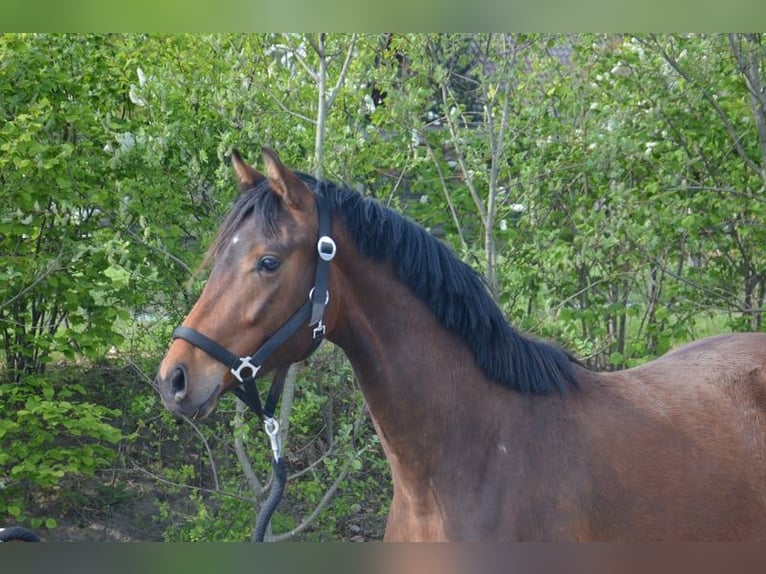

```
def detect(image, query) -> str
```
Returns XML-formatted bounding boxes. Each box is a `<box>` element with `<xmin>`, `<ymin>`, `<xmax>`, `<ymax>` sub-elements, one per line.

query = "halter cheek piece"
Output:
<box><xmin>171</xmin><ymin>187</ymin><xmax>335</xmax><ymax>542</ymax></box>
<box><xmin>171</xmin><ymin>190</ymin><xmax>336</xmax><ymax>425</ymax></box>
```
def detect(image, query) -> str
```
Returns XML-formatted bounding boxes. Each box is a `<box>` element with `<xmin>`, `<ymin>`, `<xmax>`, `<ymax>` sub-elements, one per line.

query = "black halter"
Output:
<box><xmin>171</xmin><ymin>189</ymin><xmax>336</xmax><ymax>422</ymax></box>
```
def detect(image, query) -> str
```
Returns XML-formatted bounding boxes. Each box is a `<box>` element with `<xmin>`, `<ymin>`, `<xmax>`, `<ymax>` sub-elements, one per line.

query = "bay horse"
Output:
<box><xmin>157</xmin><ymin>147</ymin><xmax>766</xmax><ymax>541</ymax></box>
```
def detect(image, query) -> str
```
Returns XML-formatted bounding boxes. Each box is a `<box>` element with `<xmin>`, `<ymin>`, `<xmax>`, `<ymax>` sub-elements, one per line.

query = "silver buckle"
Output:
<box><xmin>312</xmin><ymin>320</ymin><xmax>326</xmax><ymax>339</ymax></box>
<box><xmin>231</xmin><ymin>356</ymin><xmax>260</xmax><ymax>382</ymax></box>
<box><xmin>317</xmin><ymin>236</ymin><xmax>337</xmax><ymax>262</ymax></box>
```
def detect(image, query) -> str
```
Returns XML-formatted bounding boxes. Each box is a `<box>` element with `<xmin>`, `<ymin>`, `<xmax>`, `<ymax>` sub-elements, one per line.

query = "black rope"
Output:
<box><xmin>0</xmin><ymin>526</ymin><xmax>41</xmax><ymax>542</ymax></box>
<box><xmin>252</xmin><ymin>456</ymin><xmax>288</xmax><ymax>542</ymax></box>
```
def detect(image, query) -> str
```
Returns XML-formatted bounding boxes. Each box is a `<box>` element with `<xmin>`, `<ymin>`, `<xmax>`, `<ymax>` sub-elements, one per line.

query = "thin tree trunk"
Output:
<box><xmin>728</xmin><ymin>34</ymin><xmax>766</xmax><ymax>182</ymax></box>
<box><xmin>248</xmin><ymin>33</ymin><xmax>359</xmax><ymax>541</ymax></box>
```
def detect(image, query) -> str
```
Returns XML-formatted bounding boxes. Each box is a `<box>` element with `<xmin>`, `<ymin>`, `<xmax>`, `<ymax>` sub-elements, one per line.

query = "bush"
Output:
<box><xmin>0</xmin><ymin>372</ymin><xmax>122</xmax><ymax>530</ymax></box>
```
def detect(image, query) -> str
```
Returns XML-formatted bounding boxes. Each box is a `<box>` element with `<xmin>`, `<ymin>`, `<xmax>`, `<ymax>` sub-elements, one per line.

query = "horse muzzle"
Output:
<box><xmin>156</xmin><ymin>361</ymin><xmax>224</xmax><ymax>420</ymax></box>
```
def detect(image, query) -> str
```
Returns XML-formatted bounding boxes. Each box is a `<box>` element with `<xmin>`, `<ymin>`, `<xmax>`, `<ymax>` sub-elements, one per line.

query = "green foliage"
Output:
<box><xmin>0</xmin><ymin>373</ymin><xmax>122</xmax><ymax>529</ymax></box>
<box><xmin>1</xmin><ymin>34</ymin><xmax>127</xmax><ymax>374</ymax></box>
<box><xmin>2</xmin><ymin>33</ymin><xmax>766</xmax><ymax>539</ymax></box>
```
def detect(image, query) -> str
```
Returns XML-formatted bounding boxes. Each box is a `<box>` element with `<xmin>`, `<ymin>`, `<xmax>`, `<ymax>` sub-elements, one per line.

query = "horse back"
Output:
<box><xmin>573</xmin><ymin>332</ymin><xmax>766</xmax><ymax>540</ymax></box>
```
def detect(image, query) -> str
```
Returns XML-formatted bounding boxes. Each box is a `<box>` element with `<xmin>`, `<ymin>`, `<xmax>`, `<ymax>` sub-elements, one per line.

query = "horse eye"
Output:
<box><xmin>257</xmin><ymin>255</ymin><xmax>281</xmax><ymax>273</ymax></box>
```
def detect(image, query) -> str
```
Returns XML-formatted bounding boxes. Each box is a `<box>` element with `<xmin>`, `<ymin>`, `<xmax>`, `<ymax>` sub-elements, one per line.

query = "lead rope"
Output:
<box><xmin>0</xmin><ymin>526</ymin><xmax>41</xmax><ymax>542</ymax></box>
<box><xmin>252</xmin><ymin>415</ymin><xmax>287</xmax><ymax>542</ymax></box>
<box><xmin>251</xmin><ymin>365</ymin><xmax>289</xmax><ymax>542</ymax></box>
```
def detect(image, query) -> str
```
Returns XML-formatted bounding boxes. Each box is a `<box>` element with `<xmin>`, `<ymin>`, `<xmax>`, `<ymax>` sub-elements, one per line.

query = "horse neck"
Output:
<box><xmin>328</xmin><ymin>241</ymin><xmax>508</xmax><ymax>479</ymax></box>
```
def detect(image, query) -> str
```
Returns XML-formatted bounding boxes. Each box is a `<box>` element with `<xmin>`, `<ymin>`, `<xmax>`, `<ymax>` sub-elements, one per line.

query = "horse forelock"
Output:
<box><xmin>199</xmin><ymin>180</ymin><xmax>286</xmax><ymax>274</ymax></box>
<box><xmin>294</xmin><ymin>174</ymin><xmax>581</xmax><ymax>396</ymax></box>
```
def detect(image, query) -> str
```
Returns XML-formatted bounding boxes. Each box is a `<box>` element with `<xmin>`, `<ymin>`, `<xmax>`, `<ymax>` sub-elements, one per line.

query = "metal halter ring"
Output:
<box><xmin>231</xmin><ymin>356</ymin><xmax>261</xmax><ymax>382</ymax></box>
<box><xmin>308</xmin><ymin>287</ymin><xmax>330</xmax><ymax>306</ymax></box>
<box><xmin>317</xmin><ymin>236</ymin><xmax>337</xmax><ymax>262</ymax></box>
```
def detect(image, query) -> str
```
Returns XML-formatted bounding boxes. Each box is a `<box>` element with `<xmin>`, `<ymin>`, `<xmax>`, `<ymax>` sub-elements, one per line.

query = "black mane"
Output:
<box><xmin>300</xmin><ymin>174</ymin><xmax>580</xmax><ymax>395</ymax></box>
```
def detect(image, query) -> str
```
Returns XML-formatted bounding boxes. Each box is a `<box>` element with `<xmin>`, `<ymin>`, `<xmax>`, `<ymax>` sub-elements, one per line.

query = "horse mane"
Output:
<box><xmin>300</xmin><ymin>174</ymin><xmax>581</xmax><ymax>395</ymax></box>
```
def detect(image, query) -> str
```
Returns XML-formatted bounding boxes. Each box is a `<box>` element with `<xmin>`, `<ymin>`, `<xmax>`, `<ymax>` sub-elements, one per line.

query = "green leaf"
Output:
<box><xmin>103</xmin><ymin>265</ymin><xmax>130</xmax><ymax>286</ymax></box>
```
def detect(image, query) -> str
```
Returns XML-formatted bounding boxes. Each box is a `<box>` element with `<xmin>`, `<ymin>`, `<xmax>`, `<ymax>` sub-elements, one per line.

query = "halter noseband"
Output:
<box><xmin>171</xmin><ymin>189</ymin><xmax>336</xmax><ymax>422</ymax></box>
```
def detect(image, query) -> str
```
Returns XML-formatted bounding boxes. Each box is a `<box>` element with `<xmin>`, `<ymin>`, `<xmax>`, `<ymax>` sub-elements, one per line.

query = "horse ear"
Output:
<box><xmin>261</xmin><ymin>147</ymin><xmax>309</xmax><ymax>209</ymax></box>
<box><xmin>231</xmin><ymin>148</ymin><xmax>266</xmax><ymax>193</ymax></box>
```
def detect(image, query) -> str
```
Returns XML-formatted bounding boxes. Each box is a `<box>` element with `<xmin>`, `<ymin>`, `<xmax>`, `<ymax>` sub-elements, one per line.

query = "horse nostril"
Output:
<box><xmin>169</xmin><ymin>366</ymin><xmax>188</xmax><ymax>402</ymax></box>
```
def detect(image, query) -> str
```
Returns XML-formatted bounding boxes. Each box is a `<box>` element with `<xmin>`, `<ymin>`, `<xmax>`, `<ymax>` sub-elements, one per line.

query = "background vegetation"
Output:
<box><xmin>1</xmin><ymin>33</ymin><xmax>765</xmax><ymax>540</ymax></box>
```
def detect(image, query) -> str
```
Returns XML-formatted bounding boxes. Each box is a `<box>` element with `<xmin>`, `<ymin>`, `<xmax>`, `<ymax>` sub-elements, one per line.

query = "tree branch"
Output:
<box><xmin>727</xmin><ymin>33</ymin><xmax>766</xmax><ymax>181</ymax></box>
<box><xmin>0</xmin><ymin>252</ymin><xmax>66</xmax><ymax>311</ymax></box>
<box><xmin>233</xmin><ymin>399</ymin><xmax>263</xmax><ymax>498</ymax></box>
<box><xmin>119</xmin><ymin>224</ymin><xmax>192</xmax><ymax>275</ymax></box>
<box><xmin>641</xmin><ymin>34</ymin><xmax>762</xmax><ymax>177</ymax></box>
<box><xmin>326</xmin><ymin>33</ymin><xmax>358</xmax><ymax>110</ymax></box>
<box><xmin>440</xmin><ymin>83</ymin><xmax>488</xmax><ymax>227</ymax></box>
<box><xmin>305</xmin><ymin>33</ymin><xmax>322</xmax><ymax>60</ymax></box>
<box><xmin>180</xmin><ymin>414</ymin><xmax>220</xmax><ymax>491</ymax></box>
<box><xmin>284</xmin><ymin>36</ymin><xmax>318</xmax><ymax>83</ymax></box>
<box><xmin>263</xmin><ymin>87</ymin><xmax>317</xmax><ymax>125</ymax></box>
<box><xmin>268</xmin><ymin>445</ymin><xmax>372</xmax><ymax>542</ymax></box>
<box><xmin>128</xmin><ymin>462</ymin><xmax>253</xmax><ymax>504</ymax></box>
<box><xmin>423</xmin><ymin>138</ymin><xmax>470</xmax><ymax>252</ymax></box>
